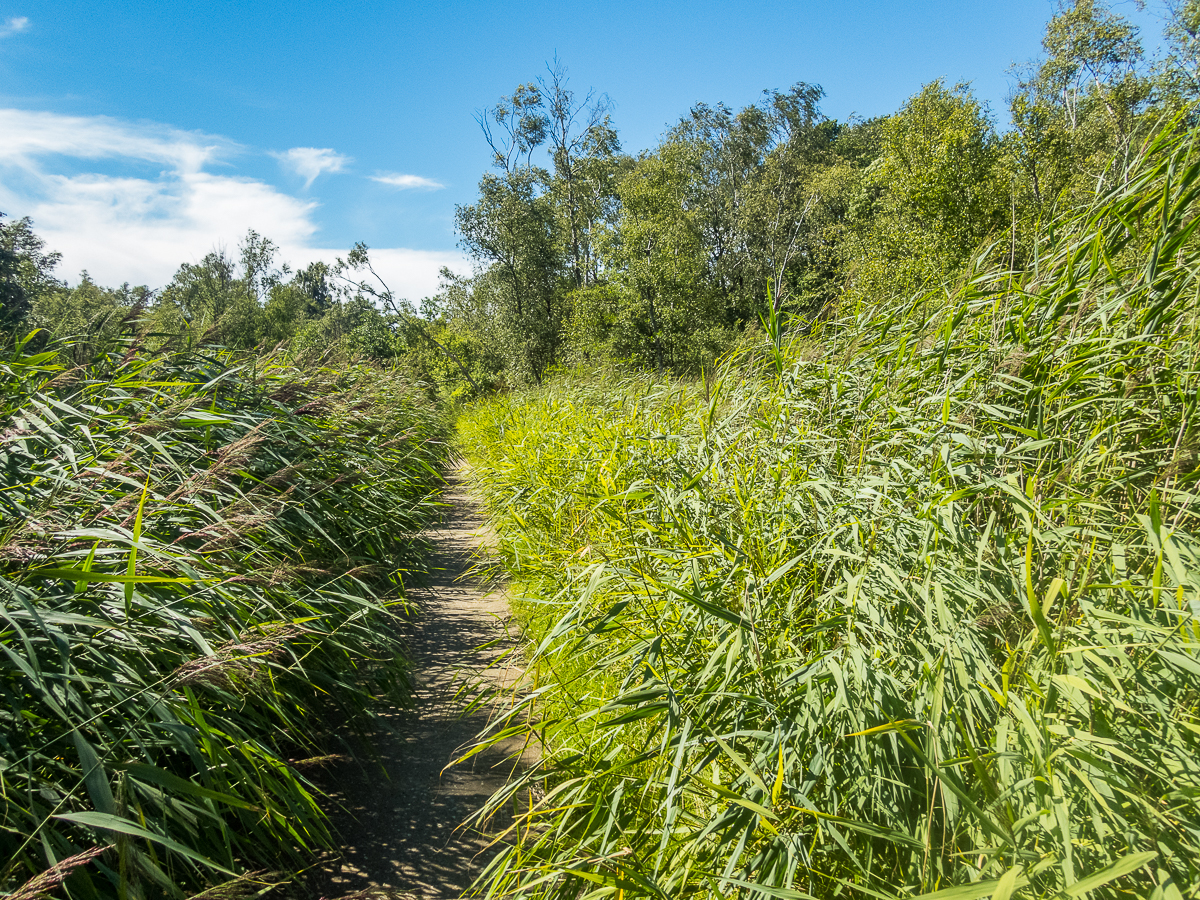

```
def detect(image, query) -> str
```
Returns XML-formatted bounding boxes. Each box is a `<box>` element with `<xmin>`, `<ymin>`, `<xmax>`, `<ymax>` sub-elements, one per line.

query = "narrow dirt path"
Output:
<box><xmin>307</xmin><ymin>468</ymin><xmax>530</xmax><ymax>899</ymax></box>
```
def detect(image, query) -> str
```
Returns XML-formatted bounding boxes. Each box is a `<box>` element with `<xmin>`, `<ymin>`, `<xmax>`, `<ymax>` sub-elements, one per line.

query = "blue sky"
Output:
<box><xmin>0</xmin><ymin>0</ymin><xmax>1167</xmax><ymax>300</ymax></box>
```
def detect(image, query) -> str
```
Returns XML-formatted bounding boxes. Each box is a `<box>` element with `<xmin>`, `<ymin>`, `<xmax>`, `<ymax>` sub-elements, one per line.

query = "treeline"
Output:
<box><xmin>0</xmin><ymin>220</ymin><xmax>425</xmax><ymax>359</ymax></box>
<box><xmin>4</xmin><ymin>0</ymin><xmax>1199</xmax><ymax>394</ymax></box>
<box><xmin>439</xmin><ymin>0</ymin><xmax>1200</xmax><ymax>386</ymax></box>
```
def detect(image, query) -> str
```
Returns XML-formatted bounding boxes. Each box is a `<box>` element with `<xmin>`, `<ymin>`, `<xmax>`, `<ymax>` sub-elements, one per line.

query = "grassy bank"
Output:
<box><xmin>459</xmin><ymin>126</ymin><xmax>1200</xmax><ymax>896</ymax></box>
<box><xmin>0</xmin><ymin>340</ymin><xmax>446</xmax><ymax>896</ymax></box>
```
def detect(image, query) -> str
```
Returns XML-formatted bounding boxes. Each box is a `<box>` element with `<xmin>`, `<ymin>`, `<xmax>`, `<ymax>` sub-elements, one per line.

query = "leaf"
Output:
<box><xmin>1025</xmin><ymin>533</ymin><xmax>1056</xmax><ymax>655</ymax></box>
<box><xmin>72</xmin><ymin>730</ymin><xmax>116</xmax><ymax>816</ymax></box>
<box><xmin>772</xmin><ymin>744</ymin><xmax>785</xmax><ymax>807</ymax></box>
<box><xmin>53</xmin><ymin>811</ymin><xmax>235</xmax><ymax>874</ymax></box>
<box><xmin>126</xmin><ymin>467</ymin><xmax>152</xmax><ymax>606</ymax></box>
<box><xmin>992</xmin><ymin>865</ymin><xmax>1022</xmax><ymax>900</ymax></box>
<box><xmin>844</xmin><ymin>719</ymin><xmax>924</xmax><ymax>738</ymax></box>
<box><xmin>120</xmin><ymin>763</ymin><xmax>258</xmax><ymax>811</ymax></box>
<box><xmin>716</xmin><ymin>877</ymin><xmax>817</xmax><ymax>899</ymax></box>
<box><xmin>765</xmin><ymin>554</ymin><xmax>804</xmax><ymax>585</ymax></box>
<box><xmin>31</xmin><ymin>567</ymin><xmax>197</xmax><ymax>584</ymax></box>
<box><xmin>666</xmin><ymin>584</ymin><xmax>751</xmax><ymax>628</ymax></box>
<box><xmin>1052</xmin><ymin>674</ymin><xmax>1134</xmax><ymax>712</ymax></box>
<box><xmin>907</xmin><ymin>873</ymin><xmax>1029</xmax><ymax>900</ymax></box>
<box><xmin>1063</xmin><ymin>851</ymin><xmax>1157</xmax><ymax>897</ymax></box>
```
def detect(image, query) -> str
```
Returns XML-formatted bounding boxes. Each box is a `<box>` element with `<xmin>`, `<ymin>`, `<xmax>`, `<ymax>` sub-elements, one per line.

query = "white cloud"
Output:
<box><xmin>0</xmin><ymin>108</ymin><xmax>466</xmax><ymax>297</ymax></box>
<box><xmin>0</xmin><ymin>108</ymin><xmax>232</xmax><ymax>173</ymax></box>
<box><xmin>6</xmin><ymin>171</ymin><xmax>320</xmax><ymax>288</ymax></box>
<box><xmin>370</xmin><ymin>172</ymin><xmax>444</xmax><ymax>190</ymax></box>
<box><xmin>297</xmin><ymin>246</ymin><xmax>469</xmax><ymax>303</ymax></box>
<box><xmin>0</xmin><ymin>16</ymin><xmax>30</xmax><ymax>38</ymax></box>
<box><xmin>272</xmin><ymin>146</ymin><xmax>351</xmax><ymax>188</ymax></box>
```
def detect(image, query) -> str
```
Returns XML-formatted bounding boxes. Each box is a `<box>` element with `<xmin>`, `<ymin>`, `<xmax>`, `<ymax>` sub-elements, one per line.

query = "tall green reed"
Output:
<box><xmin>459</xmin><ymin>122</ymin><xmax>1200</xmax><ymax>897</ymax></box>
<box><xmin>0</xmin><ymin>338</ymin><xmax>446</xmax><ymax>897</ymax></box>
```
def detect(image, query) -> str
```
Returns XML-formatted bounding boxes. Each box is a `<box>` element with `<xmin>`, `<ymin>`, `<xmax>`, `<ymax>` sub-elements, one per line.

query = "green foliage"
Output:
<box><xmin>876</xmin><ymin>81</ymin><xmax>1006</xmax><ymax>259</ymax></box>
<box><xmin>412</xmin><ymin>268</ymin><xmax>508</xmax><ymax>400</ymax></box>
<box><xmin>128</xmin><ymin>234</ymin><xmax>402</xmax><ymax>362</ymax></box>
<box><xmin>29</xmin><ymin>276</ymin><xmax>150</xmax><ymax>365</ymax></box>
<box><xmin>1160</xmin><ymin>0</ymin><xmax>1200</xmax><ymax>105</ymax></box>
<box><xmin>604</xmin><ymin>140</ymin><xmax>722</xmax><ymax>370</ymax></box>
<box><xmin>451</xmin><ymin>68</ymin><xmax>627</xmax><ymax>386</ymax></box>
<box><xmin>456</xmin><ymin>169</ymin><xmax>562</xmax><ymax>382</ymax></box>
<box><xmin>1008</xmin><ymin>0</ymin><xmax>1152</xmax><ymax>220</ymax></box>
<box><xmin>446</xmin><ymin>5</ymin><xmax>1183</xmax><ymax>385</ymax></box>
<box><xmin>459</xmin><ymin>119</ymin><xmax>1200</xmax><ymax>898</ymax></box>
<box><xmin>575</xmin><ymin>87</ymin><xmax>869</xmax><ymax>370</ymax></box>
<box><xmin>0</xmin><ymin>215</ymin><xmax>62</xmax><ymax>333</ymax></box>
<box><xmin>845</xmin><ymin>81</ymin><xmax>1007</xmax><ymax>309</ymax></box>
<box><xmin>0</xmin><ymin>338</ymin><xmax>446</xmax><ymax>897</ymax></box>
<box><xmin>541</xmin><ymin>59</ymin><xmax>623</xmax><ymax>290</ymax></box>
<box><xmin>151</xmin><ymin>249</ymin><xmax>240</xmax><ymax>340</ymax></box>
<box><xmin>453</xmin><ymin>66</ymin><xmax>1002</xmax><ymax>378</ymax></box>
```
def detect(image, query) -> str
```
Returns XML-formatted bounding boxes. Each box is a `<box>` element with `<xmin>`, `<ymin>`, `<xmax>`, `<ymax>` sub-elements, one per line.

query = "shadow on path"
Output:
<box><xmin>305</xmin><ymin>471</ymin><xmax>531</xmax><ymax>899</ymax></box>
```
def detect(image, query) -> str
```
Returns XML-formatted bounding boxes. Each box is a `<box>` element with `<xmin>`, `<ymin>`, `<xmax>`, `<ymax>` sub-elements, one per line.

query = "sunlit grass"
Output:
<box><xmin>459</xmin><ymin>122</ymin><xmax>1200</xmax><ymax>897</ymax></box>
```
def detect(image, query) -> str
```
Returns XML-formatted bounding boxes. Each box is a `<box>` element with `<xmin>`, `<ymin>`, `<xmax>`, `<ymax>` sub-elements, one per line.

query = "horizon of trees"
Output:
<box><xmin>5</xmin><ymin>0</ymin><xmax>1200</xmax><ymax>397</ymax></box>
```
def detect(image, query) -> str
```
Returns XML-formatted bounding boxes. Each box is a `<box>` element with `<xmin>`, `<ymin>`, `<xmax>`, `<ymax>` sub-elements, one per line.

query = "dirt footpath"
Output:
<box><xmin>307</xmin><ymin>470</ymin><xmax>531</xmax><ymax>899</ymax></box>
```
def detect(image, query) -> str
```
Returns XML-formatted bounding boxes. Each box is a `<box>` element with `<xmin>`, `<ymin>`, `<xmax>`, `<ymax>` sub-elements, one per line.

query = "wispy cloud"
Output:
<box><xmin>0</xmin><ymin>108</ymin><xmax>466</xmax><ymax>299</ymax></box>
<box><xmin>0</xmin><ymin>16</ymin><xmax>30</xmax><ymax>38</ymax></box>
<box><xmin>272</xmin><ymin>146</ymin><xmax>351</xmax><ymax>188</ymax></box>
<box><xmin>0</xmin><ymin>109</ymin><xmax>234</xmax><ymax>173</ymax></box>
<box><xmin>370</xmin><ymin>172</ymin><xmax>444</xmax><ymax>190</ymax></box>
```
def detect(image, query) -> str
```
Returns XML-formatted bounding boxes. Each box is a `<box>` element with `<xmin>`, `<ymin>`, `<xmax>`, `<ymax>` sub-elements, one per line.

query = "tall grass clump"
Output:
<box><xmin>459</xmin><ymin>120</ymin><xmax>1200</xmax><ymax>897</ymax></box>
<box><xmin>0</xmin><ymin>340</ymin><xmax>446</xmax><ymax>896</ymax></box>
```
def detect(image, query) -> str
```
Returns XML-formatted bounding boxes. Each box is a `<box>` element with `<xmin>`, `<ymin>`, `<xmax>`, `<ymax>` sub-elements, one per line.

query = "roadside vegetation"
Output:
<box><xmin>451</xmin><ymin>2</ymin><xmax>1200</xmax><ymax>897</ymax></box>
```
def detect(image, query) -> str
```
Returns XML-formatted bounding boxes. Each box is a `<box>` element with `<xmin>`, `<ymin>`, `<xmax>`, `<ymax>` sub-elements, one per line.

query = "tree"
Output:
<box><xmin>539</xmin><ymin>59</ymin><xmax>621</xmax><ymax>289</ymax></box>
<box><xmin>458</xmin><ymin>68</ymin><xmax>625</xmax><ymax>382</ymax></box>
<box><xmin>239</xmin><ymin>229</ymin><xmax>283</xmax><ymax>303</ymax></box>
<box><xmin>292</xmin><ymin>260</ymin><xmax>334</xmax><ymax>316</ymax></box>
<box><xmin>330</xmin><ymin>244</ymin><xmax>483</xmax><ymax>389</ymax></box>
<box><xmin>30</xmin><ymin>275</ymin><xmax>148</xmax><ymax>363</ymax></box>
<box><xmin>1156</xmin><ymin>0</ymin><xmax>1200</xmax><ymax>107</ymax></box>
<box><xmin>730</xmin><ymin>85</ymin><xmax>841</xmax><ymax>315</ymax></box>
<box><xmin>0</xmin><ymin>233</ymin><xmax>28</xmax><ymax>332</ymax></box>
<box><xmin>844</xmin><ymin>81</ymin><xmax>1006</xmax><ymax>306</ymax></box>
<box><xmin>0</xmin><ymin>214</ymin><xmax>62</xmax><ymax>332</ymax></box>
<box><xmin>416</xmin><ymin>267</ymin><xmax>509</xmax><ymax>397</ymax></box>
<box><xmin>642</xmin><ymin>85</ymin><xmax>855</xmax><ymax>324</ymax></box>
<box><xmin>567</xmin><ymin>83</ymin><xmax>876</xmax><ymax>368</ymax></box>
<box><xmin>261</xmin><ymin>262</ymin><xmax>334</xmax><ymax>347</ymax></box>
<box><xmin>148</xmin><ymin>232</ymin><xmax>292</xmax><ymax>350</ymax></box>
<box><xmin>477</xmin><ymin>81</ymin><xmax>550</xmax><ymax>175</ymax></box>
<box><xmin>458</xmin><ymin>89</ymin><xmax>563</xmax><ymax>382</ymax></box>
<box><xmin>1009</xmin><ymin>0</ymin><xmax>1149</xmax><ymax>212</ymax></box>
<box><xmin>598</xmin><ymin>141</ymin><xmax>726</xmax><ymax>371</ymax></box>
<box><xmin>155</xmin><ymin>249</ymin><xmax>239</xmax><ymax>338</ymax></box>
<box><xmin>879</xmin><ymin>81</ymin><xmax>1005</xmax><ymax>255</ymax></box>
<box><xmin>1039</xmin><ymin>0</ymin><xmax>1146</xmax><ymax>147</ymax></box>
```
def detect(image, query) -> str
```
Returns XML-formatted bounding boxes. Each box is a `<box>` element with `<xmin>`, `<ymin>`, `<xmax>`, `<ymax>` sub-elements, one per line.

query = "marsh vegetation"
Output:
<box><xmin>3</xmin><ymin>1</ymin><xmax>1200</xmax><ymax>897</ymax></box>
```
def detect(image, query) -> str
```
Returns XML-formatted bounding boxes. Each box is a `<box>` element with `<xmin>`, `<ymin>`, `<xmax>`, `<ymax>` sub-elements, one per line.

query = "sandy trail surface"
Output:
<box><xmin>306</xmin><ymin>471</ymin><xmax>531</xmax><ymax>899</ymax></box>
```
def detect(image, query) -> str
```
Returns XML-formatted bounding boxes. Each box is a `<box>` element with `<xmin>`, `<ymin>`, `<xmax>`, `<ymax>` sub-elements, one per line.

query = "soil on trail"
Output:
<box><xmin>306</xmin><ymin>470</ymin><xmax>532</xmax><ymax>899</ymax></box>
